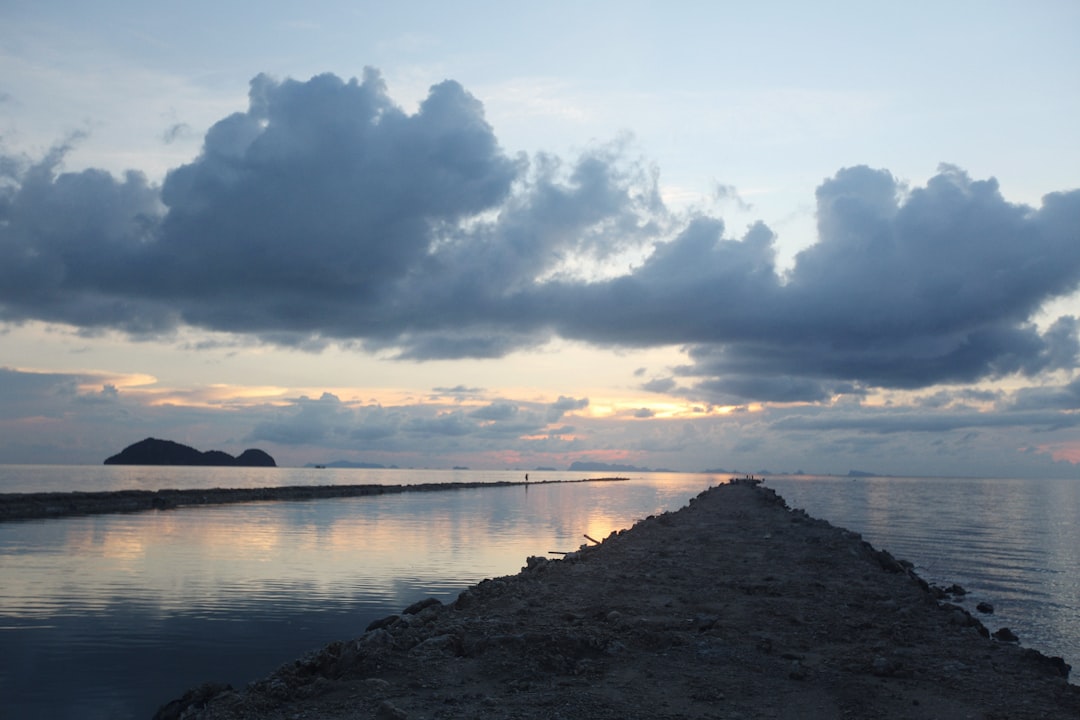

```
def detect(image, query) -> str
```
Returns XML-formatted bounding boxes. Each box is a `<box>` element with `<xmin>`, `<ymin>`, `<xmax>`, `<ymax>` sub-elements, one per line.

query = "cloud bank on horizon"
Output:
<box><xmin>3</xmin><ymin>70</ymin><xmax>1080</xmax><ymax>401</ymax></box>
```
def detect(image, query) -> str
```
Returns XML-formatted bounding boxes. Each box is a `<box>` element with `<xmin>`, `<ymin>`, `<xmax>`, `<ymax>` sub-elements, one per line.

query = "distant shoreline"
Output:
<box><xmin>0</xmin><ymin>477</ymin><xmax>628</xmax><ymax>522</ymax></box>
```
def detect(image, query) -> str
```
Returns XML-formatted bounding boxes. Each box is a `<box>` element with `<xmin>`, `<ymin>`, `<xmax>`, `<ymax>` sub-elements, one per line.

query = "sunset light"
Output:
<box><xmin>2</xmin><ymin>4</ymin><xmax>1080</xmax><ymax>718</ymax></box>
<box><xmin>0</xmin><ymin>2</ymin><xmax>1077</xmax><ymax>479</ymax></box>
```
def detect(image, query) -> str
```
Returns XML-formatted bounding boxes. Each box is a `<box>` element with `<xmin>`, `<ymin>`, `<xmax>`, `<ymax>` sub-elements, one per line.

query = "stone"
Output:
<box><xmin>993</xmin><ymin>627</ymin><xmax>1019</xmax><ymax>642</ymax></box>
<box><xmin>376</xmin><ymin>700</ymin><xmax>409</xmax><ymax>720</ymax></box>
<box><xmin>366</xmin><ymin>614</ymin><xmax>399</xmax><ymax>631</ymax></box>
<box><xmin>403</xmin><ymin>597</ymin><xmax>442</xmax><ymax>615</ymax></box>
<box><xmin>152</xmin><ymin>682</ymin><xmax>232</xmax><ymax>720</ymax></box>
<box><xmin>410</xmin><ymin>634</ymin><xmax>458</xmax><ymax>656</ymax></box>
<box><xmin>359</xmin><ymin>629</ymin><xmax>394</xmax><ymax>648</ymax></box>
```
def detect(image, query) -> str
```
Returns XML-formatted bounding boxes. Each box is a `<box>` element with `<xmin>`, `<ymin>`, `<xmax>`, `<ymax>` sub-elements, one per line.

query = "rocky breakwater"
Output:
<box><xmin>0</xmin><ymin>478</ymin><xmax>628</xmax><ymax>522</ymax></box>
<box><xmin>157</xmin><ymin>480</ymin><xmax>1080</xmax><ymax>720</ymax></box>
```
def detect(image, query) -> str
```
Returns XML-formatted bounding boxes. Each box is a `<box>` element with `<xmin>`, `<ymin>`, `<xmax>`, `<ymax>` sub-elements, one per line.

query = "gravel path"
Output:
<box><xmin>156</xmin><ymin>480</ymin><xmax>1080</xmax><ymax>720</ymax></box>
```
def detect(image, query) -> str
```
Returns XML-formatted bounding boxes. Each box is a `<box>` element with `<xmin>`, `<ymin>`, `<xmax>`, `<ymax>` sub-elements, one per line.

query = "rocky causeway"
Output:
<box><xmin>0</xmin><ymin>478</ymin><xmax>626</xmax><ymax>522</ymax></box>
<box><xmin>156</xmin><ymin>479</ymin><xmax>1080</xmax><ymax>719</ymax></box>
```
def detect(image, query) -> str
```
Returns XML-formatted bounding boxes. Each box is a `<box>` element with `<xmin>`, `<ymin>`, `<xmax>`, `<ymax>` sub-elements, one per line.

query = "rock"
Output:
<box><xmin>376</xmin><ymin>699</ymin><xmax>409</xmax><ymax>719</ymax></box>
<box><xmin>359</xmin><ymin>629</ymin><xmax>394</xmax><ymax>648</ymax></box>
<box><xmin>976</xmin><ymin>601</ymin><xmax>994</xmax><ymax>614</ymax></box>
<box><xmin>993</xmin><ymin>627</ymin><xmax>1019</xmax><ymax>642</ymax></box>
<box><xmin>403</xmin><ymin>597</ymin><xmax>442</xmax><ymax>615</ymax></box>
<box><xmin>366</xmin><ymin>614</ymin><xmax>400</xmax><ymax>632</ymax></box>
<box><xmin>868</xmin><ymin>546</ymin><xmax>906</xmax><ymax>573</ymax></box>
<box><xmin>1022</xmin><ymin>649</ymin><xmax>1072</xmax><ymax>678</ymax></box>
<box><xmin>364</xmin><ymin>678</ymin><xmax>391</xmax><ymax>693</ymax></box>
<box><xmin>152</xmin><ymin>682</ymin><xmax>232</xmax><ymax>720</ymax></box>
<box><xmin>409</xmin><ymin>634</ymin><xmax>458</xmax><ymax>656</ymax></box>
<box><xmin>872</xmin><ymin>656</ymin><xmax>896</xmax><ymax>676</ymax></box>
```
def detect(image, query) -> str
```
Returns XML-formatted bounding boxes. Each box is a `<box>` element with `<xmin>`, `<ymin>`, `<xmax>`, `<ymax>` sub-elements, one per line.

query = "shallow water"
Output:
<box><xmin>0</xmin><ymin>468</ymin><xmax>1077</xmax><ymax>718</ymax></box>
<box><xmin>0</xmin><ymin>469</ymin><xmax>716</xmax><ymax>719</ymax></box>
<box><xmin>767</xmin><ymin>476</ymin><xmax>1080</xmax><ymax>668</ymax></box>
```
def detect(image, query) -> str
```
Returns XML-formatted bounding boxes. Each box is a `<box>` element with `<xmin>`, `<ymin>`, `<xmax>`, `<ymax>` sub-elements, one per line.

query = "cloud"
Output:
<box><xmin>0</xmin><ymin>367</ymin><xmax>82</xmax><ymax>417</ymax></box>
<box><xmin>656</xmin><ymin>165</ymin><xmax>1080</xmax><ymax>400</ymax></box>
<box><xmin>641</xmin><ymin>377</ymin><xmax>677</xmax><ymax>394</ymax></box>
<box><xmin>713</xmin><ymin>182</ymin><xmax>752</xmax><ymax>211</ymax></box>
<box><xmin>248</xmin><ymin>392</ymin><xmax>356</xmax><ymax>445</ymax></box>
<box><xmin>470</xmin><ymin>401</ymin><xmax>519</xmax><ymax>421</ymax></box>
<box><xmin>0</xmin><ymin>145</ymin><xmax>167</xmax><ymax>333</ymax></box>
<box><xmin>3</xmin><ymin>71</ymin><xmax>1080</xmax><ymax>405</ymax></box>
<box><xmin>547</xmin><ymin>395</ymin><xmax>588</xmax><ymax>421</ymax></box>
<box><xmin>5</xmin><ymin>363</ymin><xmax>1080</xmax><ymax>475</ymax></box>
<box><xmin>161</xmin><ymin>123</ymin><xmax>192</xmax><ymax>144</ymax></box>
<box><xmin>404</xmin><ymin>411</ymin><xmax>476</xmax><ymax>437</ymax></box>
<box><xmin>1009</xmin><ymin>376</ymin><xmax>1080</xmax><ymax>412</ymax></box>
<box><xmin>771</xmin><ymin>405</ymin><xmax>1080</xmax><ymax>435</ymax></box>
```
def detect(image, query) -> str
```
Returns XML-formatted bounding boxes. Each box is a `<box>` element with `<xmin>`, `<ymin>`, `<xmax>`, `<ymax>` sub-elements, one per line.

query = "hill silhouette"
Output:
<box><xmin>104</xmin><ymin>438</ymin><xmax>276</xmax><ymax>467</ymax></box>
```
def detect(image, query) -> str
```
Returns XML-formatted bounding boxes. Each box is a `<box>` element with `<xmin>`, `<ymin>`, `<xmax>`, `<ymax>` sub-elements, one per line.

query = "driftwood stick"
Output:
<box><xmin>583</xmin><ymin>533</ymin><xmax>601</xmax><ymax>545</ymax></box>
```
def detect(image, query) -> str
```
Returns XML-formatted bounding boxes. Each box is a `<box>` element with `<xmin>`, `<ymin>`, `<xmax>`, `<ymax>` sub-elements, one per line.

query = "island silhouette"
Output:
<box><xmin>104</xmin><ymin>437</ymin><xmax>276</xmax><ymax>467</ymax></box>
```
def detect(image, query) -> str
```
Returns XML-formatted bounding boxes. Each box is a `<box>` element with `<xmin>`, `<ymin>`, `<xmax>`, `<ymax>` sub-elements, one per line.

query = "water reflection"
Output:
<box><xmin>0</xmin><ymin>474</ymin><xmax>716</xmax><ymax>719</ymax></box>
<box><xmin>5</xmin><ymin>472</ymin><xmax>1076</xmax><ymax>717</ymax></box>
<box><xmin>767</xmin><ymin>476</ymin><xmax>1080</xmax><ymax>670</ymax></box>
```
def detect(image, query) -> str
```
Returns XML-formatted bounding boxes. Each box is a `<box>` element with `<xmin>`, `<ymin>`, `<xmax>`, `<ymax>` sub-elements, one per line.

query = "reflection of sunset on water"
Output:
<box><xmin>0</xmin><ymin>477</ymin><xmax>715</xmax><ymax>624</ymax></box>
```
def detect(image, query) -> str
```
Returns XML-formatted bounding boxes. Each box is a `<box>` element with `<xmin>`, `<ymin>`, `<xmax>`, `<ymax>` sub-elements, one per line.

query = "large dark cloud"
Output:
<box><xmin>0</xmin><ymin>143</ymin><xmax>168</xmax><ymax>332</ymax></box>
<box><xmin>2</xmin><ymin>70</ymin><xmax>1080</xmax><ymax>404</ymax></box>
<box><xmin>679</xmin><ymin>166</ymin><xmax>1080</xmax><ymax>398</ymax></box>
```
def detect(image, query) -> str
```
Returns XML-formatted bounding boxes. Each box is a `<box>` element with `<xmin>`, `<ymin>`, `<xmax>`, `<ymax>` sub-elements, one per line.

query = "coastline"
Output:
<box><xmin>0</xmin><ymin>477</ymin><xmax>627</xmax><ymax>522</ymax></box>
<box><xmin>157</xmin><ymin>479</ymin><xmax>1080</xmax><ymax>719</ymax></box>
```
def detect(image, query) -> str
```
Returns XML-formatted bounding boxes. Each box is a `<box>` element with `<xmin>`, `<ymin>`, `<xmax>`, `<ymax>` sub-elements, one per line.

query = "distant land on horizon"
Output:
<box><xmin>289</xmin><ymin>460</ymin><xmax>884</xmax><ymax>477</ymax></box>
<box><xmin>104</xmin><ymin>438</ymin><xmax>276</xmax><ymax>467</ymax></box>
<box><xmin>304</xmin><ymin>460</ymin><xmax>398</xmax><ymax>469</ymax></box>
<box><xmin>702</xmin><ymin>468</ymin><xmax>882</xmax><ymax>478</ymax></box>
<box><xmin>567</xmin><ymin>461</ymin><xmax>675</xmax><ymax>473</ymax></box>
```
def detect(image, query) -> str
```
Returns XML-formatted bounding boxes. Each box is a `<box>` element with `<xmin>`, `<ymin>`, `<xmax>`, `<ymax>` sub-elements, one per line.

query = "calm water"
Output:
<box><xmin>0</xmin><ymin>467</ymin><xmax>1077</xmax><ymax>718</ymax></box>
<box><xmin>766</xmin><ymin>475</ymin><xmax>1080</xmax><ymax>668</ymax></box>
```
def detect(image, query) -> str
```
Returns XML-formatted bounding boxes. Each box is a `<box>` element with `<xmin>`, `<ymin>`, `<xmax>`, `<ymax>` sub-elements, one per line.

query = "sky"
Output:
<box><xmin>2</xmin><ymin>1</ymin><xmax>1080</xmax><ymax>477</ymax></box>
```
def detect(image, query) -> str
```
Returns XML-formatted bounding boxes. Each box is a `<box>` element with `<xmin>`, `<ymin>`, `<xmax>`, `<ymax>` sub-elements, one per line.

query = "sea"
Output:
<box><xmin>0</xmin><ymin>466</ymin><xmax>1077</xmax><ymax>719</ymax></box>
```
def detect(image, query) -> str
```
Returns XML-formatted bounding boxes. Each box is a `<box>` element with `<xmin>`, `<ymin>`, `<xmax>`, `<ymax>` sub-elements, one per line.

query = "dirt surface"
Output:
<box><xmin>156</xmin><ymin>480</ymin><xmax>1080</xmax><ymax>719</ymax></box>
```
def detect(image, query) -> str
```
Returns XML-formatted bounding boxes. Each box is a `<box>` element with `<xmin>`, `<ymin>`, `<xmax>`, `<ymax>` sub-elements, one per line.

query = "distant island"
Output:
<box><xmin>303</xmin><ymin>460</ymin><xmax>396</xmax><ymax>469</ymax></box>
<box><xmin>104</xmin><ymin>438</ymin><xmax>276</xmax><ymax>467</ymax></box>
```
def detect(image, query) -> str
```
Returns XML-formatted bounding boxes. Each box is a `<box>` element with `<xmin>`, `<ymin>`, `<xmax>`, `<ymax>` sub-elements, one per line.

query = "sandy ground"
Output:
<box><xmin>155</xmin><ymin>480</ymin><xmax>1080</xmax><ymax>720</ymax></box>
